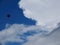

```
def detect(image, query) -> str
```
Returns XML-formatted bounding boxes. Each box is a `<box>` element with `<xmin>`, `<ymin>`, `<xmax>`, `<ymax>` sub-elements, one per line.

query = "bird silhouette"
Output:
<box><xmin>0</xmin><ymin>0</ymin><xmax>36</xmax><ymax>31</ymax></box>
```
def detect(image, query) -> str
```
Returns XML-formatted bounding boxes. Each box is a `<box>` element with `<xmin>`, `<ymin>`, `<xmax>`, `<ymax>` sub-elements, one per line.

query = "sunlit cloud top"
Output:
<box><xmin>19</xmin><ymin>0</ymin><xmax>60</xmax><ymax>30</ymax></box>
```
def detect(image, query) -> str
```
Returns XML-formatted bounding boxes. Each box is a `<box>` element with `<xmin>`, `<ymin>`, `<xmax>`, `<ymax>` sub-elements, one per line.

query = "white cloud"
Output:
<box><xmin>23</xmin><ymin>26</ymin><xmax>60</xmax><ymax>45</ymax></box>
<box><xmin>0</xmin><ymin>24</ymin><xmax>49</xmax><ymax>45</ymax></box>
<box><xmin>0</xmin><ymin>0</ymin><xmax>60</xmax><ymax>45</ymax></box>
<box><xmin>0</xmin><ymin>23</ymin><xmax>60</xmax><ymax>45</ymax></box>
<box><xmin>19</xmin><ymin>0</ymin><xmax>60</xmax><ymax>30</ymax></box>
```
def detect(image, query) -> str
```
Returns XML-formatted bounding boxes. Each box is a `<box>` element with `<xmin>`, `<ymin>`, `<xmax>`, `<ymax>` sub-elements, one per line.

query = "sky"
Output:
<box><xmin>0</xmin><ymin>0</ymin><xmax>60</xmax><ymax>45</ymax></box>
<box><xmin>0</xmin><ymin>0</ymin><xmax>36</xmax><ymax>30</ymax></box>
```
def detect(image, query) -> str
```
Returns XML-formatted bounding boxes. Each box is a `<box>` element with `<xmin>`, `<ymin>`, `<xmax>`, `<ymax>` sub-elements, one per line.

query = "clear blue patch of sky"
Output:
<box><xmin>0</xmin><ymin>0</ymin><xmax>36</xmax><ymax>30</ymax></box>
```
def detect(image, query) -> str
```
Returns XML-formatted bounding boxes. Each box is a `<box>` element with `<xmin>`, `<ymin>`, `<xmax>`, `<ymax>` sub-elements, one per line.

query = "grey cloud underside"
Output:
<box><xmin>24</xmin><ymin>25</ymin><xmax>60</xmax><ymax>45</ymax></box>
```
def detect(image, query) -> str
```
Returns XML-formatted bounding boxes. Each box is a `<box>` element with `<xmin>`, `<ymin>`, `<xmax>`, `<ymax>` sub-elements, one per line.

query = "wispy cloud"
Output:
<box><xmin>23</xmin><ymin>26</ymin><xmax>60</xmax><ymax>45</ymax></box>
<box><xmin>0</xmin><ymin>24</ymin><xmax>60</xmax><ymax>45</ymax></box>
<box><xmin>0</xmin><ymin>24</ymin><xmax>49</xmax><ymax>45</ymax></box>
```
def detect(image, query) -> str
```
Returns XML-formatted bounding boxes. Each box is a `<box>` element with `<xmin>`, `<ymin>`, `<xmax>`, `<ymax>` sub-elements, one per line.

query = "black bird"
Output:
<box><xmin>6</xmin><ymin>14</ymin><xmax>11</xmax><ymax>18</ymax></box>
<box><xmin>0</xmin><ymin>0</ymin><xmax>36</xmax><ymax>31</ymax></box>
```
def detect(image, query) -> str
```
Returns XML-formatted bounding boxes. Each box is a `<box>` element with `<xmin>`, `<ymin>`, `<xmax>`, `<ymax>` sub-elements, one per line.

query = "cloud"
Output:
<box><xmin>19</xmin><ymin>0</ymin><xmax>60</xmax><ymax>30</ymax></box>
<box><xmin>0</xmin><ymin>0</ymin><xmax>60</xmax><ymax>45</ymax></box>
<box><xmin>0</xmin><ymin>24</ymin><xmax>60</xmax><ymax>45</ymax></box>
<box><xmin>23</xmin><ymin>26</ymin><xmax>60</xmax><ymax>45</ymax></box>
<box><xmin>0</xmin><ymin>24</ymin><xmax>49</xmax><ymax>45</ymax></box>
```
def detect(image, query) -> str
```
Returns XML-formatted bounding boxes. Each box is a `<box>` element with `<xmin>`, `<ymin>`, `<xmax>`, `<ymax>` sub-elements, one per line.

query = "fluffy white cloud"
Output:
<box><xmin>19</xmin><ymin>0</ymin><xmax>60</xmax><ymax>30</ymax></box>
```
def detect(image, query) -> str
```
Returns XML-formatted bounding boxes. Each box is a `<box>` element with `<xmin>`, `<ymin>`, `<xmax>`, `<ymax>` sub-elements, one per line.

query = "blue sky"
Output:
<box><xmin>0</xmin><ymin>0</ymin><xmax>36</xmax><ymax>30</ymax></box>
<box><xmin>0</xmin><ymin>0</ymin><xmax>60</xmax><ymax>45</ymax></box>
